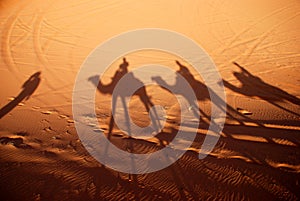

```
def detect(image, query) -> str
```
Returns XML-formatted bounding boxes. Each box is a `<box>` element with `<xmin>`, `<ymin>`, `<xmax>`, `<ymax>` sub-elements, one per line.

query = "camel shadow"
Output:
<box><xmin>152</xmin><ymin>60</ymin><xmax>208</xmax><ymax>120</ymax></box>
<box><xmin>88</xmin><ymin>58</ymin><xmax>161</xmax><ymax>138</ymax></box>
<box><xmin>152</xmin><ymin>60</ymin><xmax>263</xmax><ymax>128</ymax></box>
<box><xmin>0</xmin><ymin>71</ymin><xmax>41</xmax><ymax>119</ymax></box>
<box><xmin>223</xmin><ymin>62</ymin><xmax>300</xmax><ymax>117</ymax></box>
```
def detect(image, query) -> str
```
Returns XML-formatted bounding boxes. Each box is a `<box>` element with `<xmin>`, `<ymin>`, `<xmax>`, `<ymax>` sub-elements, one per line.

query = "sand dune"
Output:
<box><xmin>0</xmin><ymin>0</ymin><xmax>300</xmax><ymax>200</ymax></box>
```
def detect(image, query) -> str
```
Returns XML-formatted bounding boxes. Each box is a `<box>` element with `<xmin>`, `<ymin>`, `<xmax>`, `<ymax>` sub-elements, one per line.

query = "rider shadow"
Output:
<box><xmin>223</xmin><ymin>62</ymin><xmax>300</xmax><ymax>118</ymax></box>
<box><xmin>88</xmin><ymin>58</ymin><xmax>161</xmax><ymax>139</ymax></box>
<box><xmin>0</xmin><ymin>71</ymin><xmax>41</xmax><ymax>119</ymax></box>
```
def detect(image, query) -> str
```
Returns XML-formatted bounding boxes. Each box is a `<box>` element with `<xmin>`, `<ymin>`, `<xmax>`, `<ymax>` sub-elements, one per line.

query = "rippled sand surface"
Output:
<box><xmin>0</xmin><ymin>0</ymin><xmax>299</xmax><ymax>200</ymax></box>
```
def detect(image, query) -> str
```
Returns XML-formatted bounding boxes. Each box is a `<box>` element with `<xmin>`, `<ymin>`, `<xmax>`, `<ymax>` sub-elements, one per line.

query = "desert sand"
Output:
<box><xmin>0</xmin><ymin>0</ymin><xmax>300</xmax><ymax>200</ymax></box>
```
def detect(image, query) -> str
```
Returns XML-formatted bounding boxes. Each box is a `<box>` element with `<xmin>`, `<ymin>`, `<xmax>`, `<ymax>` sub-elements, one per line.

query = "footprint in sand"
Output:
<box><xmin>0</xmin><ymin>137</ymin><xmax>32</xmax><ymax>149</ymax></box>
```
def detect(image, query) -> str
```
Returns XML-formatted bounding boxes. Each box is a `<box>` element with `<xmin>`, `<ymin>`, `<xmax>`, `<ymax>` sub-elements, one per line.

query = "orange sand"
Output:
<box><xmin>0</xmin><ymin>0</ymin><xmax>299</xmax><ymax>200</ymax></box>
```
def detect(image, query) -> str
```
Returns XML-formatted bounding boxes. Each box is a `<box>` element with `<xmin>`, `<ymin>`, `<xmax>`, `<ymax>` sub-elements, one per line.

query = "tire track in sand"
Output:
<box><xmin>32</xmin><ymin>5</ymin><xmax>71</xmax><ymax>95</ymax></box>
<box><xmin>242</xmin><ymin>12</ymin><xmax>300</xmax><ymax>63</ymax></box>
<box><xmin>218</xmin><ymin>3</ymin><xmax>295</xmax><ymax>55</ymax></box>
<box><xmin>1</xmin><ymin>3</ymin><xmax>29</xmax><ymax>82</ymax></box>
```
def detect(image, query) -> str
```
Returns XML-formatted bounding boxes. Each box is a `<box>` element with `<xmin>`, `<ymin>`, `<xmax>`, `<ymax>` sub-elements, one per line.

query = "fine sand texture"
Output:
<box><xmin>0</xmin><ymin>0</ymin><xmax>300</xmax><ymax>200</ymax></box>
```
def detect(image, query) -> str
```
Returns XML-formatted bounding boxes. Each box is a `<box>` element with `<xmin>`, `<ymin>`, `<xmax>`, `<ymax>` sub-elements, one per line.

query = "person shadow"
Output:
<box><xmin>223</xmin><ymin>62</ymin><xmax>300</xmax><ymax>117</ymax></box>
<box><xmin>0</xmin><ymin>71</ymin><xmax>41</xmax><ymax>119</ymax></box>
<box><xmin>88</xmin><ymin>58</ymin><xmax>161</xmax><ymax>139</ymax></box>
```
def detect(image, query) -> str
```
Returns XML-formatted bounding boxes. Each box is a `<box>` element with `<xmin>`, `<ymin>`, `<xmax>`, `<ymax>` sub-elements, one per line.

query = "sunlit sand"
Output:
<box><xmin>0</xmin><ymin>0</ymin><xmax>299</xmax><ymax>200</ymax></box>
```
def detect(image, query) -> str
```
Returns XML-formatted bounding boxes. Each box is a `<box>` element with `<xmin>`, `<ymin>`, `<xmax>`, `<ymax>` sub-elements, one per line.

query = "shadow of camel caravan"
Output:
<box><xmin>72</xmin><ymin>29</ymin><xmax>226</xmax><ymax>174</ymax></box>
